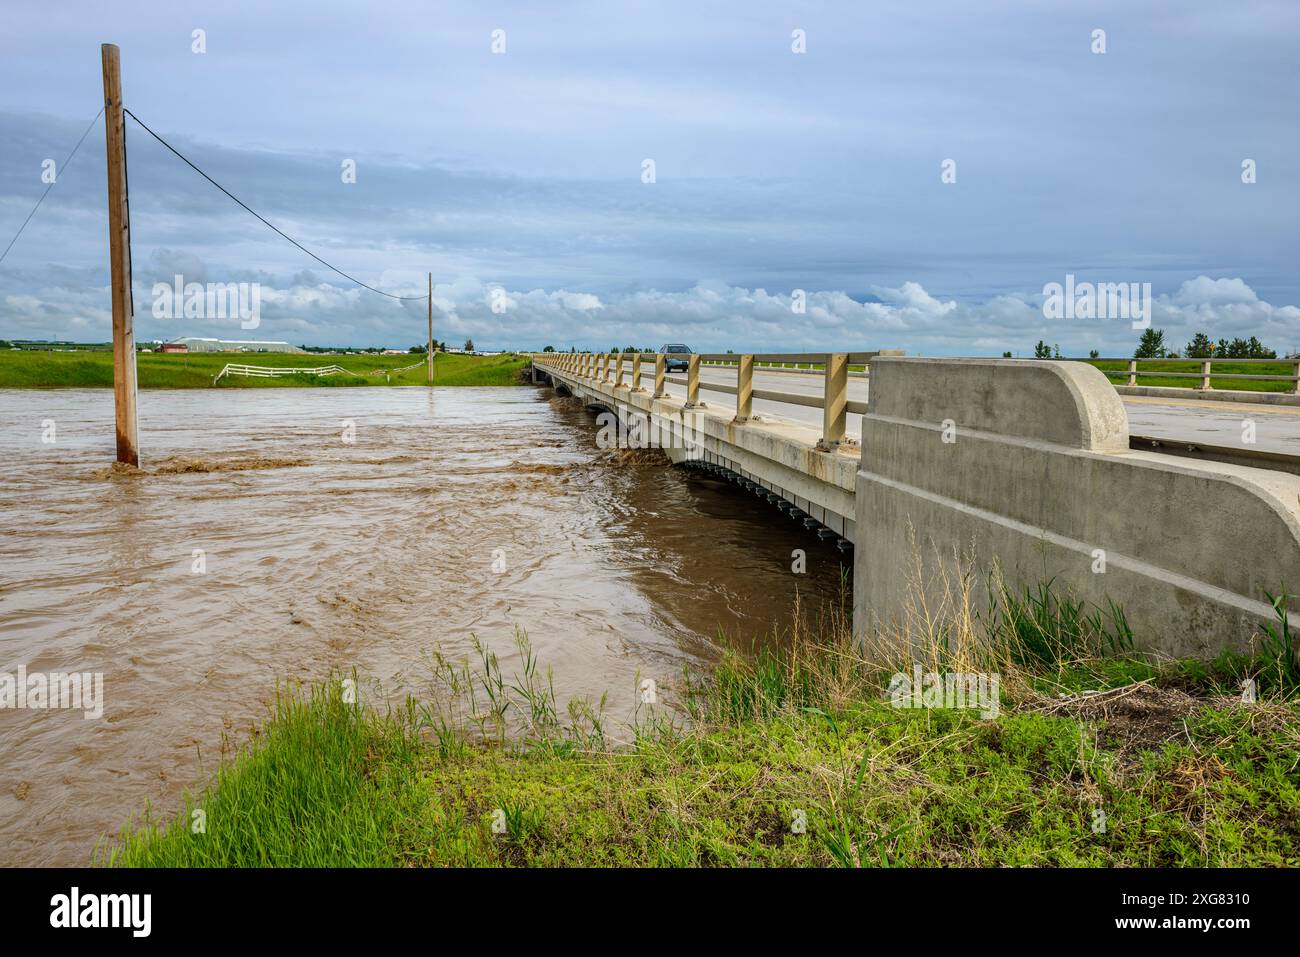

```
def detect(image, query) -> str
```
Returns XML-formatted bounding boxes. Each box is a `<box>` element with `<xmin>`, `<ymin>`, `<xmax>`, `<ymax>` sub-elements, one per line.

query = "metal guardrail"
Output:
<box><xmin>529</xmin><ymin>351</ymin><xmax>887</xmax><ymax>450</ymax></box>
<box><xmin>1130</xmin><ymin>434</ymin><xmax>1300</xmax><ymax>477</ymax></box>
<box><xmin>1092</xmin><ymin>356</ymin><xmax>1300</xmax><ymax>393</ymax></box>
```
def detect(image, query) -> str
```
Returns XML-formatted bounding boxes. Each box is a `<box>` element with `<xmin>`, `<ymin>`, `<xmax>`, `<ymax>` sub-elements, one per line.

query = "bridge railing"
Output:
<box><xmin>530</xmin><ymin>350</ymin><xmax>892</xmax><ymax>450</ymax></box>
<box><xmin>1088</xmin><ymin>356</ymin><xmax>1300</xmax><ymax>394</ymax></box>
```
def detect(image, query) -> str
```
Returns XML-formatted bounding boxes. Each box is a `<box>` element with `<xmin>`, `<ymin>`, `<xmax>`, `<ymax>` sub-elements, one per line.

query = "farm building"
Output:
<box><xmin>164</xmin><ymin>338</ymin><xmax>304</xmax><ymax>354</ymax></box>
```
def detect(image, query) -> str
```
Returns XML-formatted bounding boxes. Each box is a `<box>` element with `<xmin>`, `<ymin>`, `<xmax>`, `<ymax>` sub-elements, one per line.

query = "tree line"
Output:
<box><xmin>1012</xmin><ymin>331</ymin><xmax>1281</xmax><ymax>361</ymax></box>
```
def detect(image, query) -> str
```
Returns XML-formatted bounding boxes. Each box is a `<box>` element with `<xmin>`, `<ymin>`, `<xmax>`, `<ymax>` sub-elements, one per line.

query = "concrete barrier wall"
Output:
<box><xmin>855</xmin><ymin>358</ymin><xmax>1300</xmax><ymax>657</ymax></box>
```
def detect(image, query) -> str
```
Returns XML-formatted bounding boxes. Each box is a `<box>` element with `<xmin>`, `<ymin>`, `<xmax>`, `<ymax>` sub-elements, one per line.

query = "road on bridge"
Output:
<box><xmin>687</xmin><ymin>366</ymin><xmax>1300</xmax><ymax>456</ymax></box>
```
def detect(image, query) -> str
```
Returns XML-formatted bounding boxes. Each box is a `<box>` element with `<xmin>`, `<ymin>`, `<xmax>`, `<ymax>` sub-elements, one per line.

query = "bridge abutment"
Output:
<box><xmin>854</xmin><ymin>357</ymin><xmax>1300</xmax><ymax>657</ymax></box>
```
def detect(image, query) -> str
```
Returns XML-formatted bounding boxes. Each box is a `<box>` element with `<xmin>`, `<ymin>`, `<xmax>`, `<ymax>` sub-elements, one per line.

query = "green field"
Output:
<box><xmin>1088</xmin><ymin>359</ymin><xmax>1296</xmax><ymax>393</ymax></box>
<box><xmin>103</xmin><ymin>582</ymin><xmax>1300</xmax><ymax>868</ymax></box>
<box><xmin>0</xmin><ymin>350</ymin><xmax>529</xmax><ymax>388</ymax></box>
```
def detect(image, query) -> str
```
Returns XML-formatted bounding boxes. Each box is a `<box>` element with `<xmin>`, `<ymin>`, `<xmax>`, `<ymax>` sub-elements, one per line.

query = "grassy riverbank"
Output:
<box><xmin>0</xmin><ymin>350</ymin><xmax>529</xmax><ymax>388</ymax></box>
<box><xmin>102</xmin><ymin>581</ymin><xmax>1300</xmax><ymax>867</ymax></box>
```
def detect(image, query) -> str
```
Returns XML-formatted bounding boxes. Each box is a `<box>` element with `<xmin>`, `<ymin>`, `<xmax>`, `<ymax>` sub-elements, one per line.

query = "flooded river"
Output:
<box><xmin>0</xmin><ymin>386</ymin><xmax>847</xmax><ymax>865</ymax></box>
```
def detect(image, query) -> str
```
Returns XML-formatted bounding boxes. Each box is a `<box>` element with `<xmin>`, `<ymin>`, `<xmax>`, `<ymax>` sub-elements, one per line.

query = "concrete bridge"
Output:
<box><xmin>530</xmin><ymin>350</ymin><xmax>1300</xmax><ymax>658</ymax></box>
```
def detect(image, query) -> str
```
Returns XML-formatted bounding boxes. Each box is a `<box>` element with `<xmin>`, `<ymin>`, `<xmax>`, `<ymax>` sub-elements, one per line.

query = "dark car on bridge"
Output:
<box><xmin>659</xmin><ymin>343</ymin><xmax>693</xmax><ymax>372</ymax></box>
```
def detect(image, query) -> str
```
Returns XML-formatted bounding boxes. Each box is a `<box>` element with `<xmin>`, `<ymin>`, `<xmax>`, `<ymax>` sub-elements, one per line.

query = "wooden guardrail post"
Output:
<box><xmin>599</xmin><ymin>353</ymin><xmax>608</xmax><ymax>382</ymax></box>
<box><xmin>734</xmin><ymin>354</ymin><xmax>754</xmax><ymax>423</ymax></box>
<box><xmin>1127</xmin><ymin>359</ymin><xmax>1137</xmax><ymax>387</ymax></box>
<box><xmin>631</xmin><ymin>353</ymin><xmax>644</xmax><ymax>391</ymax></box>
<box><xmin>1200</xmin><ymin>360</ymin><xmax>1212</xmax><ymax>391</ymax></box>
<box><xmin>817</xmin><ymin>352</ymin><xmax>848</xmax><ymax>451</ymax></box>
<box><xmin>614</xmin><ymin>353</ymin><xmax>626</xmax><ymax>389</ymax></box>
<box><xmin>684</xmin><ymin>354</ymin><xmax>705</xmax><ymax>408</ymax></box>
<box><xmin>653</xmin><ymin>354</ymin><xmax>667</xmax><ymax>397</ymax></box>
<box><xmin>1293</xmin><ymin>358</ymin><xmax>1300</xmax><ymax>396</ymax></box>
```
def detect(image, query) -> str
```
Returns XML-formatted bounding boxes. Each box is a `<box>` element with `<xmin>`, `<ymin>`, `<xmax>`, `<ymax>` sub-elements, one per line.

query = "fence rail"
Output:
<box><xmin>212</xmin><ymin>359</ymin><xmax>428</xmax><ymax>384</ymax></box>
<box><xmin>1092</xmin><ymin>356</ymin><xmax>1300</xmax><ymax>393</ymax></box>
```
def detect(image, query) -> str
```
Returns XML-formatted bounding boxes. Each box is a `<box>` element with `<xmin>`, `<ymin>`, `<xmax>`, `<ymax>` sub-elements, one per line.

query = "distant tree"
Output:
<box><xmin>1134</xmin><ymin>329</ymin><xmax>1167</xmax><ymax>359</ymax></box>
<box><xmin>1002</xmin><ymin>351</ymin><xmax>1013</xmax><ymax>358</ymax></box>
<box><xmin>542</xmin><ymin>345</ymin><xmax>556</xmax><ymax>352</ymax></box>
<box><xmin>1247</xmin><ymin>336</ymin><xmax>1276</xmax><ymax>359</ymax></box>
<box><xmin>1089</xmin><ymin>349</ymin><xmax>1100</xmax><ymax>359</ymax></box>
<box><xmin>1185</xmin><ymin>332</ymin><xmax>1214</xmax><ymax>358</ymax></box>
<box><xmin>1033</xmin><ymin>340</ymin><xmax>1052</xmax><ymax>359</ymax></box>
<box><xmin>464</xmin><ymin>338</ymin><xmax>475</xmax><ymax>352</ymax></box>
<box><xmin>1202</xmin><ymin>336</ymin><xmax>1275</xmax><ymax>359</ymax></box>
<box><xmin>1053</xmin><ymin>343</ymin><xmax>1062</xmax><ymax>359</ymax></box>
<box><xmin>409</xmin><ymin>344</ymin><xmax>426</xmax><ymax>354</ymax></box>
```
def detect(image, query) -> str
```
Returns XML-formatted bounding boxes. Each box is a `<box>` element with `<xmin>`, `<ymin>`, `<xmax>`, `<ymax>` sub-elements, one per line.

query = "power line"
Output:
<box><xmin>123</xmin><ymin>108</ymin><xmax>428</xmax><ymax>302</ymax></box>
<box><xmin>0</xmin><ymin>106</ymin><xmax>105</xmax><ymax>266</ymax></box>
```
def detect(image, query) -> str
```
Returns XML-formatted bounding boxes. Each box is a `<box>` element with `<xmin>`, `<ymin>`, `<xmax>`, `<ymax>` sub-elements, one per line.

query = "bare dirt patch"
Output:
<box><xmin>1025</xmin><ymin>682</ymin><xmax>1208</xmax><ymax>761</ymax></box>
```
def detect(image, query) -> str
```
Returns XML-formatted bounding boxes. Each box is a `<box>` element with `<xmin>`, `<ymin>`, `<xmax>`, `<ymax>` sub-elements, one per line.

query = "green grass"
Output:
<box><xmin>0</xmin><ymin>350</ymin><xmax>529</xmax><ymax>388</ymax></box>
<box><xmin>1089</xmin><ymin>359</ymin><xmax>1295</xmax><ymax>394</ymax></box>
<box><xmin>102</xmin><ymin>583</ymin><xmax>1300</xmax><ymax>868</ymax></box>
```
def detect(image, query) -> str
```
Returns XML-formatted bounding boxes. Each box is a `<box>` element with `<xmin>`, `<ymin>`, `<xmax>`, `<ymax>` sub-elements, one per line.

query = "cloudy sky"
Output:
<box><xmin>1</xmin><ymin>0</ymin><xmax>1297</xmax><ymax>354</ymax></box>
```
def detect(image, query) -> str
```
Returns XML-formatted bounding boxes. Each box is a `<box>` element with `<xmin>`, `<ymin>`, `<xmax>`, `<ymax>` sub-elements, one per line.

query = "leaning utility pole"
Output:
<box><xmin>426</xmin><ymin>272</ymin><xmax>434</xmax><ymax>385</ymax></box>
<box><xmin>101</xmin><ymin>43</ymin><xmax>139</xmax><ymax>465</ymax></box>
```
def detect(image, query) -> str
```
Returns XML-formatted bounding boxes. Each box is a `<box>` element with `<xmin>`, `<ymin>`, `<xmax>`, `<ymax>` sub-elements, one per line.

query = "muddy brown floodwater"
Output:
<box><xmin>0</xmin><ymin>385</ymin><xmax>849</xmax><ymax>866</ymax></box>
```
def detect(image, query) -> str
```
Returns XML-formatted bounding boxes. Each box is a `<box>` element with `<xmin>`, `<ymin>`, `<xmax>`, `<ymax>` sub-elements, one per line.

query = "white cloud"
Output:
<box><xmin>1169</xmin><ymin>276</ymin><xmax>1259</xmax><ymax>307</ymax></box>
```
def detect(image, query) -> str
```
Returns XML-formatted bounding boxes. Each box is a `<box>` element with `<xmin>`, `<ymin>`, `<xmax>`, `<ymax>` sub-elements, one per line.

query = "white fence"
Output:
<box><xmin>212</xmin><ymin>359</ymin><xmax>427</xmax><ymax>384</ymax></box>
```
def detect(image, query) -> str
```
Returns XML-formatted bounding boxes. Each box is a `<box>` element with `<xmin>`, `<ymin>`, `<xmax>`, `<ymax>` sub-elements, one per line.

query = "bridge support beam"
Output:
<box><xmin>854</xmin><ymin>357</ymin><xmax>1300</xmax><ymax>658</ymax></box>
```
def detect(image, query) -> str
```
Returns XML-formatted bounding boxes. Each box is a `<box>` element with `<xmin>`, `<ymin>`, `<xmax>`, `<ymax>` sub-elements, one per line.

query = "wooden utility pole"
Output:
<box><xmin>426</xmin><ymin>272</ymin><xmax>434</xmax><ymax>385</ymax></box>
<box><xmin>101</xmin><ymin>43</ymin><xmax>139</xmax><ymax>465</ymax></box>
